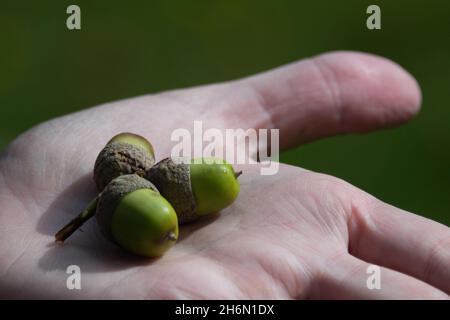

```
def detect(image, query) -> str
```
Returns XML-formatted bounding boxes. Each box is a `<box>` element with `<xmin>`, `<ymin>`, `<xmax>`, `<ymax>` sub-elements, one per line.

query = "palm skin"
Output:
<box><xmin>0</xmin><ymin>52</ymin><xmax>449</xmax><ymax>299</ymax></box>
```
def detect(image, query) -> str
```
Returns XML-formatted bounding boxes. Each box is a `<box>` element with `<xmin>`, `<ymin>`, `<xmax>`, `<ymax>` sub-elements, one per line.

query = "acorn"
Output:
<box><xmin>146</xmin><ymin>157</ymin><xmax>241</xmax><ymax>224</ymax></box>
<box><xmin>93</xmin><ymin>132</ymin><xmax>155</xmax><ymax>191</ymax></box>
<box><xmin>55</xmin><ymin>174</ymin><xmax>178</xmax><ymax>257</ymax></box>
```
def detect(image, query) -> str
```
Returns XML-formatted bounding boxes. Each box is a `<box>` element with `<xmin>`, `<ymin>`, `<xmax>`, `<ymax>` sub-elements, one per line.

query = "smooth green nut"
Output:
<box><xmin>190</xmin><ymin>159</ymin><xmax>240</xmax><ymax>216</ymax></box>
<box><xmin>146</xmin><ymin>157</ymin><xmax>240</xmax><ymax>224</ymax></box>
<box><xmin>96</xmin><ymin>174</ymin><xmax>178</xmax><ymax>257</ymax></box>
<box><xmin>112</xmin><ymin>189</ymin><xmax>178</xmax><ymax>257</ymax></box>
<box><xmin>94</xmin><ymin>132</ymin><xmax>155</xmax><ymax>191</ymax></box>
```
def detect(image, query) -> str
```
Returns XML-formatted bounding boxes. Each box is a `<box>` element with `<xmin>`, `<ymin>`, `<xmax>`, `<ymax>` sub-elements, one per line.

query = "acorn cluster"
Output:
<box><xmin>55</xmin><ymin>133</ymin><xmax>241</xmax><ymax>257</ymax></box>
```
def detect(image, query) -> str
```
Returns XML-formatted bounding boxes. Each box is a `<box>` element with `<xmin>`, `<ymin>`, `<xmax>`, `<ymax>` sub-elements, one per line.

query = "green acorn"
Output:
<box><xmin>56</xmin><ymin>174</ymin><xmax>178</xmax><ymax>257</ymax></box>
<box><xmin>146</xmin><ymin>157</ymin><xmax>241</xmax><ymax>224</ymax></box>
<box><xmin>94</xmin><ymin>132</ymin><xmax>155</xmax><ymax>191</ymax></box>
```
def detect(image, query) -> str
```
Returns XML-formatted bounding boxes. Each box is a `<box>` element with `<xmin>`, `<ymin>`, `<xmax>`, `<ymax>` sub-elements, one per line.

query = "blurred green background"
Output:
<box><xmin>1</xmin><ymin>1</ymin><xmax>449</xmax><ymax>225</ymax></box>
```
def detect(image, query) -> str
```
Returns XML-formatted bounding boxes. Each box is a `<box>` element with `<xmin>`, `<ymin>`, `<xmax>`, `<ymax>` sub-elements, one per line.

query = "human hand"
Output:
<box><xmin>0</xmin><ymin>51</ymin><xmax>448</xmax><ymax>299</ymax></box>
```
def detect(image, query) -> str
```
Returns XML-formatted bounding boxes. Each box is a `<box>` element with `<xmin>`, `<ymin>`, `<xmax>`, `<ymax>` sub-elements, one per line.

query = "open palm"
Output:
<box><xmin>0</xmin><ymin>52</ymin><xmax>449</xmax><ymax>299</ymax></box>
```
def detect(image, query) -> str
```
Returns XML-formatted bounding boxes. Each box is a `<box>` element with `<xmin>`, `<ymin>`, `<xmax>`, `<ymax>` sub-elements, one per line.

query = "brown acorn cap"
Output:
<box><xmin>93</xmin><ymin>141</ymin><xmax>155</xmax><ymax>191</ymax></box>
<box><xmin>145</xmin><ymin>158</ymin><xmax>198</xmax><ymax>224</ymax></box>
<box><xmin>96</xmin><ymin>174</ymin><xmax>158</xmax><ymax>241</ymax></box>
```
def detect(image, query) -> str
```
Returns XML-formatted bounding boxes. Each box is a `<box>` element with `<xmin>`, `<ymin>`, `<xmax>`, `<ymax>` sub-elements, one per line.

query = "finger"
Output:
<box><xmin>232</xmin><ymin>51</ymin><xmax>421</xmax><ymax>149</ymax></box>
<box><xmin>312</xmin><ymin>254</ymin><xmax>448</xmax><ymax>299</ymax></box>
<box><xmin>5</xmin><ymin>52</ymin><xmax>421</xmax><ymax>160</ymax></box>
<box><xmin>2</xmin><ymin>51</ymin><xmax>421</xmax><ymax>186</ymax></box>
<box><xmin>348</xmin><ymin>200</ymin><xmax>450</xmax><ymax>294</ymax></box>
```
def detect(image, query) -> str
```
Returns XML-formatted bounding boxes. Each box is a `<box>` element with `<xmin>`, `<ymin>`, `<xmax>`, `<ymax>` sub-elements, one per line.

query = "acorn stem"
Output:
<box><xmin>54</xmin><ymin>196</ymin><xmax>98</xmax><ymax>243</ymax></box>
<box><xmin>234</xmin><ymin>171</ymin><xmax>242</xmax><ymax>179</ymax></box>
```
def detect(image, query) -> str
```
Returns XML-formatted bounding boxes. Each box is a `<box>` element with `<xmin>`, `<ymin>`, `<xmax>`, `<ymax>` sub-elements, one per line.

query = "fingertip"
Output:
<box><xmin>226</xmin><ymin>50</ymin><xmax>423</xmax><ymax>148</ymax></box>
<box><xmin>315</xmin><ymin>51</ymin><xmax>422</xmax><ymax>131</ymax></box>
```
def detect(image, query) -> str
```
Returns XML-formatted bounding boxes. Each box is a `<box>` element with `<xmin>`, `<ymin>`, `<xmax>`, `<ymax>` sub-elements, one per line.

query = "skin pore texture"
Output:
<box><xmin>0</xmin><ymin>51</ymin><xmax>449</xmax><ymax>299</ymax></box>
